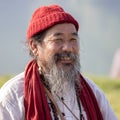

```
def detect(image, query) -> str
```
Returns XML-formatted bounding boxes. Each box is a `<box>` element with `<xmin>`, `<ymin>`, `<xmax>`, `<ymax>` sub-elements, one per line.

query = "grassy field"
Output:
<box><xmin>86</xmin><ymin>74</ymin><xmax>120</xmax><ymax>119</ymax></box>
<box><xmin>0</xmin><ymin>75</ymin><xmax>14</xmax><ymax>88</ymax></box>
<box><xmin>0</xmin><ymin>74</ymin><xmax>120</xmax><ymax>119</ymax></box>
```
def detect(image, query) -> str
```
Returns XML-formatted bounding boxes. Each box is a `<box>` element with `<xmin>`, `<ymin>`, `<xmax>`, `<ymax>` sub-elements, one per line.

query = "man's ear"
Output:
<box><xmin>29</xmin><ymin>40</ymin><xmax>38</xmax><ymax>56</ymax></box>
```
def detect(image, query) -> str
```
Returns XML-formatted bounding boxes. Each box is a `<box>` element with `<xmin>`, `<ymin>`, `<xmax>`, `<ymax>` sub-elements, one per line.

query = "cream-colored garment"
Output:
<box><xmin>48</xmin><ymin>81</ymin><xmax>87</xmax><ymax>120</ymax></box>
<box><xmin>0</xmin><ymin>72</ymin><xmax>118</xmax><ymax>120</ymax></box>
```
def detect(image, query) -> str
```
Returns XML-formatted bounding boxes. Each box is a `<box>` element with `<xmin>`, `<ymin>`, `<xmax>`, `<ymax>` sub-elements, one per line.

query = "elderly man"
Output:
<box><xmin>0</xmin><ymin>4</ymin><xmax>117</xmax><ymax>120</ymax></box>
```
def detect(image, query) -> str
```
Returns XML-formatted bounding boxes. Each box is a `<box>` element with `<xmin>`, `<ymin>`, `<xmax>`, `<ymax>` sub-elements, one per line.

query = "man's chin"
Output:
<box><xmin>57</xmin><ymin>62</ymin><xmax>73</xmax><ymax>70</ymax></box>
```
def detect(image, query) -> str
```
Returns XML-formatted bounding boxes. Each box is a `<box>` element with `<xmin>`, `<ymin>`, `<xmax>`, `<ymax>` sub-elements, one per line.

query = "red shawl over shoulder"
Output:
<box><xmin>24</xmin><ymin>60</ymin><xmax>103</xmax><ymax>120</ymax></box>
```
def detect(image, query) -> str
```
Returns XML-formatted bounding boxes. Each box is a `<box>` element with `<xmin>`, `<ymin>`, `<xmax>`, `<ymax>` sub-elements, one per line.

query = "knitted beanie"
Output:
<box><xmin>26</xmin><ymin>4</ymin><xmax>79</xmax><ymax>40</ymax></box>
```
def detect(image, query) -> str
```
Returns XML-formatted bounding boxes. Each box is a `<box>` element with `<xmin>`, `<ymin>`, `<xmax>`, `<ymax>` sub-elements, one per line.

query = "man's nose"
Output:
<box><xmin>62</xmin><ymin>42</ymin><xmax>73</xmax><ymax>52</ymax></box>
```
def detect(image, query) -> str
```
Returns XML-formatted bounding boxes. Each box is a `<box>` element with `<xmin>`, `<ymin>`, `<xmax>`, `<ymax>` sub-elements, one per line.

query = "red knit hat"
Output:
<box><xmin>26</xmin><ymin>4</ymin><xmax>79</xmax><ymax>40</ymax></box>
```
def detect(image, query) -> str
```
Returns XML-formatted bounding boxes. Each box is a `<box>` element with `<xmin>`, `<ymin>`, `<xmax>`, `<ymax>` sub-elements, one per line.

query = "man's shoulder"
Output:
<box><xmin>0</xmin><ymin>72</ymin><xmax>24</xmax><ymax>90</ymax></box>
<box><xmin>83</xmin><ymin>76</ymin><xmax>101</xmax><ymax>91</ymax></box>
<box><xmin>0</xmin><ymin>72</ymin><xmax>24</xmax><ymax>103</ymax></box>
<box><xmin>82</xmin><ymin>76</ymin><xmax>105</xmax><ymax>98</ymax></box>
<box><xmin>0</xmin><ymin>72</ymin><xmax>25</xmax><ymax>119</ymax></box>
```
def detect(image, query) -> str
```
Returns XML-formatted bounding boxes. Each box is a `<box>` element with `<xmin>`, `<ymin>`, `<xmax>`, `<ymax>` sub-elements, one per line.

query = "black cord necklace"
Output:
<box><xmin>41</xmin><ymin>74</ymin><xmax>85</xmax><ymax>120</ymax></box>
<box><xmin>75</xmin><ymin>83</ymin><xmax>85</xmax><ymax>120</ymax></box>
<box><xmin>55</xmin><ymin>83</ymin><xmax>85</xmax><ymax>120</ymax></box>
<box><xmin>56</xmin><ymin>94</ymin><xmax>79</xmax><ymax>120</ymax></box>
<box><xmin>76</xmin><ymin>93</ymin><xmax>85</xmax><ymax>120</ymax></box>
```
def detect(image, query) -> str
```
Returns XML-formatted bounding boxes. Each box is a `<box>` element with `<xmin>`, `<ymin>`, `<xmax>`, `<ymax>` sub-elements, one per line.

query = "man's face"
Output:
<box><xmin>37</xmin><ymin>23</ymin><xmax>79</xmax><ymax>73</ymax></box>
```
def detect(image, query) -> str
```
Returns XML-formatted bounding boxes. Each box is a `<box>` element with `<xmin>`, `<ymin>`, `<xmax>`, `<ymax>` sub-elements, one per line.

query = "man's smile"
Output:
<box><xmin>58</xmin><ymin>56</ymin><xmax>73</xmax><ymax>64</ymax></box>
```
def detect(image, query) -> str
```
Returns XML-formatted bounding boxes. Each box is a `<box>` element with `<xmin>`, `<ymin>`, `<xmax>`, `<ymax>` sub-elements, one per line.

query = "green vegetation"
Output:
<box><xmin>0</xmin><ymin>75</ymin><xmax>120</xmax><ymax>119</ymax></box>
<box><xmin>0</xmin><ymin>75</ymin><xmax>14</xmax><ymax>88</ymax></box>
<box><xmin>86</xmin><ymin>75</ymin><xmax>120</xmax><ymax>119</ymax></box>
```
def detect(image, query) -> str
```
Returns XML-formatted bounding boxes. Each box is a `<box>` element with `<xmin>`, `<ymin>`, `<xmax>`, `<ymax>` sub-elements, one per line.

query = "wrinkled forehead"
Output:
<box><xmin>44</xmin><ymin>23</ymin><xmax>78</xmax><ymax>37</ymax></box>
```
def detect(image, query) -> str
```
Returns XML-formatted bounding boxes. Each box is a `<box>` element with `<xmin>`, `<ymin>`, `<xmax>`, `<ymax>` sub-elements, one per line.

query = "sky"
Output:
<box><xmin>0</xmin><ymin>0</ymin><xmax>120</xmax><ymax>75</ymax></box>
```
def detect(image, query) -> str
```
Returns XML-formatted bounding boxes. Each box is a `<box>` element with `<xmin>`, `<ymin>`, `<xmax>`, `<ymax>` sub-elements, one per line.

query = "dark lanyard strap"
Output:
<box><xmin>75</xmin><ymin>83</ymin><xmax>85</xmax><ymax>120</ymax></box>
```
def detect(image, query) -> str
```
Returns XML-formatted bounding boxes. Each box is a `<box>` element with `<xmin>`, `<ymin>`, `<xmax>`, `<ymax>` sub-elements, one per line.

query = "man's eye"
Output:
<box><xmin>56</xmin><ymin>38</ymin><xmax>62</xmax><ymax>41</ymax></box>
<box><xmin>54</xmin><ymin>38</ymin><xmax>63</xmax><ymax>43</ymax></box>
<box><xmin>70</xmin><ymin>38</ymin><xmax>77</xmax><ymax>42</ymax></box>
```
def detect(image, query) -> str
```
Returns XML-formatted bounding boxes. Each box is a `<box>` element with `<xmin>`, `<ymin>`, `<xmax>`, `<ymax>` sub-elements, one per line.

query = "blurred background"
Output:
<box><xmin>0</xmin><ymin>0</ymin><xmax>120</xmax><ymax>76</ymax></box>
<box><xmin>0</xmin><ymin>1</ymin><xmax>120</xmax><ymax>117</ymax></box>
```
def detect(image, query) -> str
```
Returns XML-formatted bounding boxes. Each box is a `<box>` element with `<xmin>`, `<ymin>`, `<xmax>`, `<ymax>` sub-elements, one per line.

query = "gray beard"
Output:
<box><xmin>43</xmin><ymin>54</ymin><xmax>80</xmax><ymax>97</ymax></box>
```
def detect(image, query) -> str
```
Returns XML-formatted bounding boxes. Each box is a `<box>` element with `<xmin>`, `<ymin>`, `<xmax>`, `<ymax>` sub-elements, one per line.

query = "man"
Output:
<box><xmin>0</xmin><ymin>4</ymin><xmax>117</xmax><ymax>120</ymax></box>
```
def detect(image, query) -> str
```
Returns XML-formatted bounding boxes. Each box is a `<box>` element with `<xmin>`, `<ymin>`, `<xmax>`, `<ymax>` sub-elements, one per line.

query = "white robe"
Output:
<box><xmin>0</xmin><ymin>72</ymin><xmax>118</xmax><ymax>120</ymax></box>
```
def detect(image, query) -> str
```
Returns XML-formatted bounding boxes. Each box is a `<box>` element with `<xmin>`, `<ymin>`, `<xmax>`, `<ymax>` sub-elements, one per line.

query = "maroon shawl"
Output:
<box><xmin>24</xmin><ymin>60</ymin><xmax>103</xmax><ymax>120</ymax></box>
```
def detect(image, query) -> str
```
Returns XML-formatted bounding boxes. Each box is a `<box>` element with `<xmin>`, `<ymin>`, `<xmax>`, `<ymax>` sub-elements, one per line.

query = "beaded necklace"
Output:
<box><xmin>49</xmin><ymin>84</ymin><xmax>85</xmax><ymax>120</ymax></box>
<box><xmin>41</xmin><ymin>74</ymin><xmax>85</xmax><ymax>120</ymax></box>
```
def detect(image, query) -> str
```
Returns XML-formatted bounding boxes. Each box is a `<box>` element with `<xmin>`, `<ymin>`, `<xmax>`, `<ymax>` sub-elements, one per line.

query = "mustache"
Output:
<box><xmin>54</xmin><ymin>52</ymin><xmax>77</xmax><ymax>62</ymax></box>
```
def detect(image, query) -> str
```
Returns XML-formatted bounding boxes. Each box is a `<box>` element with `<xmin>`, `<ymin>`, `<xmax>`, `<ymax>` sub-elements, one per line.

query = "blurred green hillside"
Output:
<box><xmin>0</xmin><ymin>75</ymin><xmax>14</xmax><ymax>88</ymax></box>
<box><xmin>0</xmin><ymin>75</ymin><xmax>120</xmax><ymax>119</ymax></box>
<box><xmin>85</xmin><ymin>74</ymin><xmax>120</xmax><ymax>119</ymax></box>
